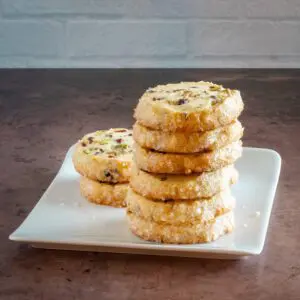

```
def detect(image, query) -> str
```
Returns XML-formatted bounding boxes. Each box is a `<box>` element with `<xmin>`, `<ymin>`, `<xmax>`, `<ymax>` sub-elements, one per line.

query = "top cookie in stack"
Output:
<box><xmin>134</xmin><ymin>81</ymin><xmax>243</xmax><ymax>133</ymax></box>
<box><xmin>127</xmin><ymin>81</ymin><xmax>244</xmax><ymax>244</ymax></box>
<box><xmin>73</xmin><ymin>128</ymin><xmax>133</xmax><ymax>207</ymax></box>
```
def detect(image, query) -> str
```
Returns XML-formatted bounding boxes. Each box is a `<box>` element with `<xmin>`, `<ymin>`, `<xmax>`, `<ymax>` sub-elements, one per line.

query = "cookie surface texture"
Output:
<box><xmin>133</xmin><ymin>120</ymin><xmax>243</xmax><ymax>153</ymax></box>
<box><xmin>126</xmin><ymin>187</ymin><xmax>235</xmax><ymax>225</ymax></box>
<box><xmin>130</xmin><ymin>164</ymin><xmax>238</xmax><ymax>200</ymax></box>
<box><xmin>134</xmin><ymin>81</ymin><xmax>244</xmax><ymax>132</ymax></box>
<box><xmin>73</xmin><ymin>128</ymin><xmax>133</xmax><ymax>183</ymax></box>
<box><xmin>127</xmin><ymin>211</ymin><xmax>234</xmax><ymax>244</ymax></box>
<box><xmin>134</xmin><ymin>141</ymin><xmax>242</xmax><ymax>174</ymax></box>
<box><xmin>80</xmin><ymin>176</ymin><xmax>128</xmax><ymax>207</ymax></box>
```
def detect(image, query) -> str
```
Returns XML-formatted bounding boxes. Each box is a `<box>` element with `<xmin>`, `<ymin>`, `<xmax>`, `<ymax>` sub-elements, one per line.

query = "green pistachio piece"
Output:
<box><xmin>99</xmin><ymin>138</ymin><xmax>110</xmax><ymax>145</ymax></box>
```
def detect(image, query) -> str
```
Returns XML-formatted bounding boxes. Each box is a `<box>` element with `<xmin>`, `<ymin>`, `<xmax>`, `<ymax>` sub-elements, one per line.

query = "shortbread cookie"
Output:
<box><xmin>133</xmin><ymin>120</ymin><xmax>243</xmax><ymax>153</ymax></box>
<box><xmin>73</xmin><ymin>128</ymin><xmax>133</xmax><ymax>183</ymax></box>
<box><xmin>127</xmin><ymin>211</ymin><xmax>234</xmax><ymax>244</ymax></box>
<box><xmin>135</xmin><ymin>141</ymin><xmax>242</xmax><ymax>174</ymax></box>
<box><xmin>126</xmin><ymin>188</ymin><xmax>235</xmax><ymax>225</ymax></box>
<box><xmin>80</xmin><ymin>176</ymin><xmax>127</xmax><ymax>207</ymax></box>
<box><xmin>134</xmin><ymin>81</ymin><xmax>244</xmax><ymax>132</ymax></box>
<box><xmin>130</xmin><ymin>164</ymin><xmax>238</xmax><ymax>200</ymax></box>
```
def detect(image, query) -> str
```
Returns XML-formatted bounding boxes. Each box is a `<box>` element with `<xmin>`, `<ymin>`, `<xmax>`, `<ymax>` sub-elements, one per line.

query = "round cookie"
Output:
<box><xmin>127</xmin><ymin>211</ymin><xmax>234</xmax><ymax>244</ymax></box>
<box><xmin>80</xmin><ymin>176</ymin><xmax>128</xmax><ymax>207</ymax></box>
<box><xmin>126</xmin><ymin>187</ymin><xmax>235</xmax><ymax>225</ymax></box>
<box><xmin>133</xmin><ymin>120</ymin><xmax>243</xmax><ymax>153</ymax></box>
<box><xmin>130</xmin><ymin>164</ymin><xmax>238</xmax><ymax>200</ymax></box>
<box><xmin>73</xmin><ymin>128</ymin><xmax>133</xmax><ymax>183</ymax></box>
<box><xmin>134</xmin><ymin>81</ymin><xmax>244</xmax><ymax>132</ymax></box>
<box><xmin>135</xmin><ymin>141</ymin><xmax>242</xmax><ymax>174</ymax></box>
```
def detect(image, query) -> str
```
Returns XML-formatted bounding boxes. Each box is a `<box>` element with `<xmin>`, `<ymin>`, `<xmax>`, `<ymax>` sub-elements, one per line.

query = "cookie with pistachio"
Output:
<box><xmin>80</xmin><ymin>176</ymin><xmax>127</xmax><ymax>208</ymax></box>
<box><xmin>134</xmin><ymin>81</ymin><xmax>244</xmax><ymax>132</ymax></box>
<box><xmin>72</xmin><ymin>128</ymin><xmax>133</xmax><ymax>183</ymax></box>
<box><xmin>127</xmin><ymin>211</ymin><xmax>234</xmax><ymax>244</ymax></box>
<box><xmin>126</xmin><ymin>187</ymin><xmax>235</xmax><ymax>225</ymax></box>
<box><xmin>133</xmin><ymin>120</ymin><xmax>243</xmax><ymax>153</ymax></box>
<box><xmin>134</xmin><ymin>141</ymin><xmax>242</xmax><ymax>174</ymax></box>
<box><xmin>130</xmin><ymin>163</ymin><xmax>238</xmax><ymax>200</ymax></box>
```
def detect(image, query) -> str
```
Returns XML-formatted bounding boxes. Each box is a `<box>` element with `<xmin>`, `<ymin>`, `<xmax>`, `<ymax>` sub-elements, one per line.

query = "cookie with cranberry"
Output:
<box><xmin>73</xmin><ymin>128</ymin><xmax>133</xmax><ymax>183</ymax></box>
<box><xmin>134</xmin><ymin>81</ymin><xmax>244</xmax><ymax>132</ymax></box>
<box><xmin>126</xmin><ymin>187</ymin><xmax>235</xmax><ymax>225</ymax></box>
<box><xmin>130</xmin><ymin>163</ymin><xmax>238</xmax><ymax>200</ymax></box>
<box><xmin>80</xmin><ymin>176</ymin><xmax>127</xmax><ymax>207</ymax></box>
<box><xmin>127</xmin><ymin>211</ymin><xmax>234</xmax><ymax>244</ymax></box>
<box><xmin>135</xmin><ymin>141</ymin><xmax>242</xmax><ymax>174</ymax></box>
<box><xmin>133</xmin><ymin>120</ymin><xmax>243</xmax><ymax>153</ymax></box>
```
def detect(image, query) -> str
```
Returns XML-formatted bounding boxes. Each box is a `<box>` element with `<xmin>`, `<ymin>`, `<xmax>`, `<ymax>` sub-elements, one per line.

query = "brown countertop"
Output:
<box><xmin>0</xmin><ymin>69</ymin><xmax>299</xmax><ymax>300</ymax></box>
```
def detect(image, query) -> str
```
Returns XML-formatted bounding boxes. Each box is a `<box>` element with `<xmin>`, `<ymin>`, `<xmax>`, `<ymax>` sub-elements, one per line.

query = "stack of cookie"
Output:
<box><xmin>72</xmin><ymin>128</ymin><xmax>133</xmax><ymax>207</ymax></box>
<box><xmin>127</xmin><ymin>81</ymin><xmax>244</xmax><ymax>243</ymax></box>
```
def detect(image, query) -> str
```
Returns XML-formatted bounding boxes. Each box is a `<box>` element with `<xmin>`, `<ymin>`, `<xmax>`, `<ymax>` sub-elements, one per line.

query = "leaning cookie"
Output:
<box><xmin>127</xmin><ymin>211</ymin><xmax>234</xmax><ymax>244</ymax></box>
<box><xmin>126</xmin><ymin>187</ymin><xmax>235</xmax><ymax>225</ymax></box>
<box><xmin>73</xmin><ymin>128</ymin><xmax>133</xmax><ymax>183</ymax></box>
<box><xmin>80</xmin><ymin>176</ymin><xmax>127</xmax><ymax>207</ymax></box>
<box><xmin>133</xmin><ymin>120</ymin><xmax>243</xmax><ymax>153</ymax></box>
<box><xmin>130</xmin><ymin>163</ymin><xmax>238</xmax><ymax>200</ymax></box>
<box><xmin>134</xmin><ymin>81</ymin><xmax>244</xmax><ymax>132</ymax></box>
<box><xmin>135</xmin><ymin>141</ymin><xmax>242</xmax><ymax>174</ymax></box>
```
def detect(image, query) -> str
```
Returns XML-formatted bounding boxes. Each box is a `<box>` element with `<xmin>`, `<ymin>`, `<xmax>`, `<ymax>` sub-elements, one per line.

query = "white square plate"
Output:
<box><xmin>9</xmin><ymin>146</ymin><xmax>281</xmax><ymax>259</ymax></box>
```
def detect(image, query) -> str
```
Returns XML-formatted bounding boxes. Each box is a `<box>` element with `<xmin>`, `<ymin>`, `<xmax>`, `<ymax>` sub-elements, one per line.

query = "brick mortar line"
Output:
<box><xmin>1</xmin><ymin>54</ymin><xmax>300</xmax><ymax>60</ymax></box>
<box><xmin>1</xmin><ymin>15</ymin><xmax>300</xmax><ymax>22</ymax></box>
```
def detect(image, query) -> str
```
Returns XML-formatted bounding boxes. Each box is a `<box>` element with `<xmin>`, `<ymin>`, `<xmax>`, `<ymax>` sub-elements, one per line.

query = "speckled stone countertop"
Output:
<box><xmin>0</xmin><ymin>70</ymin><xmax>299</xmax><ymax>300</ymax></box>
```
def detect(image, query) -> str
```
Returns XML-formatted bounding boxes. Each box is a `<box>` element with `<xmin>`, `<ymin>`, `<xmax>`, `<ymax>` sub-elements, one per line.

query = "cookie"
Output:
<box><xmin>130</xmin><ymin>164</ymin><xmax>238</xmax><ymax>200</ymax></box>
<box><xmin>133</xmin><ymin>120</ymin><xmax>243</xmax><ymax>153</ymax></box>
<box><xmin>127</xmin><ymin>211</ymin><xmax>234</xmax><ymax>244</ymax></box>
<box><xmin>134</xmin><ymin>140</ymin><xmax>242</xmax><ymax>174</ymax></box>
<box><xmin>134</xmin><ymin>81</ymin><xmax>244</xmax><ymax>132</ymax></box>
<box><xmin>73</xmin><ymin>128</ymin><xmax>133</xmax><ymax>183</ymax></box>
<box><xmin>126</xmin><ymin>187</ymin><xmax>235</xmax><ymax>225</ymax></box>
<box><xmin>80</xmin><ymin>176</ymin><xmax>128</xmax><ymax>207</ymax></box>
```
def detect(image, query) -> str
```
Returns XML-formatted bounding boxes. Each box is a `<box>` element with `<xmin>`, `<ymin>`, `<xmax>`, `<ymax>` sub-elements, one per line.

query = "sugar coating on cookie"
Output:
<box><xmin>80</xmin><ymin>176</ymin><xmax>127</xmax><ymax>207</ymax></box>
<box><xmin>127</xmin><ymin>211</ymin><xmax>235</xmax><ymax>244</ymax></box>
<box><xmin>133</xmin><ymin>120</ymin><xmax>243</xmax><ymax>153</ymax></box>
<box><xmin>130</xmin><ymin>163</ymin><xmax>238</xmax><ymax>200</ymax></box>
<box><xmin>126</xmin><ymin>187</ymin><xmax>235</xmax><ymax>225</ymax></box>
<box><xmin>134</xmin><ymin>140</ymin><xmax>243</xmax><ymax>174</ymax></box>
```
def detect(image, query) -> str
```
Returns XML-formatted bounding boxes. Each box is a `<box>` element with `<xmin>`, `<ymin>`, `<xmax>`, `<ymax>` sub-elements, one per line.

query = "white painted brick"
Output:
<box><xmin>3</xmin><ymin>0</ymin><xmax>300</xmax><ymax>19</ymax></box>
<box><xmin>243</xmin><ymin>0</ymin><xmax>300</xmax><ymax>18</ymax></box>
<box><xmin>190</xmin><ymin>21</ymin><xmax>300</xmax><ymax>56</ymax></box>
<box><xmin>1</xmin><ymin>0</ymin><xmax>125</xmax><ymax>16</ymax></box>
<box><xmin>0</xmin><ymin>0</ymin><xmax>300</xmax><ymax>68</ymax></box>
<box><xmin>66</xmin><ymin>21</ymin><xmax>186</xmax><ymax>57</ymax></box>
<box><xmin>126</xmin><ymin>0</ymin><xmax>243</xmax><ymax>18</ymax></box>
<box><xmin>0</xmin><ymin>21</ymin><xmax>64</xmax><ymax>56</ymax></box>
<box><xmin>0</xmin><ymin>56</ymin><xmax>299</xmax><ymax>68</ymax></box>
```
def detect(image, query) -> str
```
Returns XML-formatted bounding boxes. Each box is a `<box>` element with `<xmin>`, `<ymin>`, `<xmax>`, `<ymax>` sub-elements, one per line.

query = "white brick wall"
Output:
<box><xmin>190</xmin><ymin>21</ymin><xmax>300</xmax><ymax>56</ymax></box>
<box><xmin>0</xmin><ymin>0</ymin><xmax>299</xmax><ymax>68</ymax></box>
<box><xmin>67</xmin><ymin>21</ymin><xmax>186</xmax><ymax>57</ymax></box>
<box><xmin>0</xmin><ymin>21</ymin><xmax>64</xmax><ymax>56</ymax></box>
